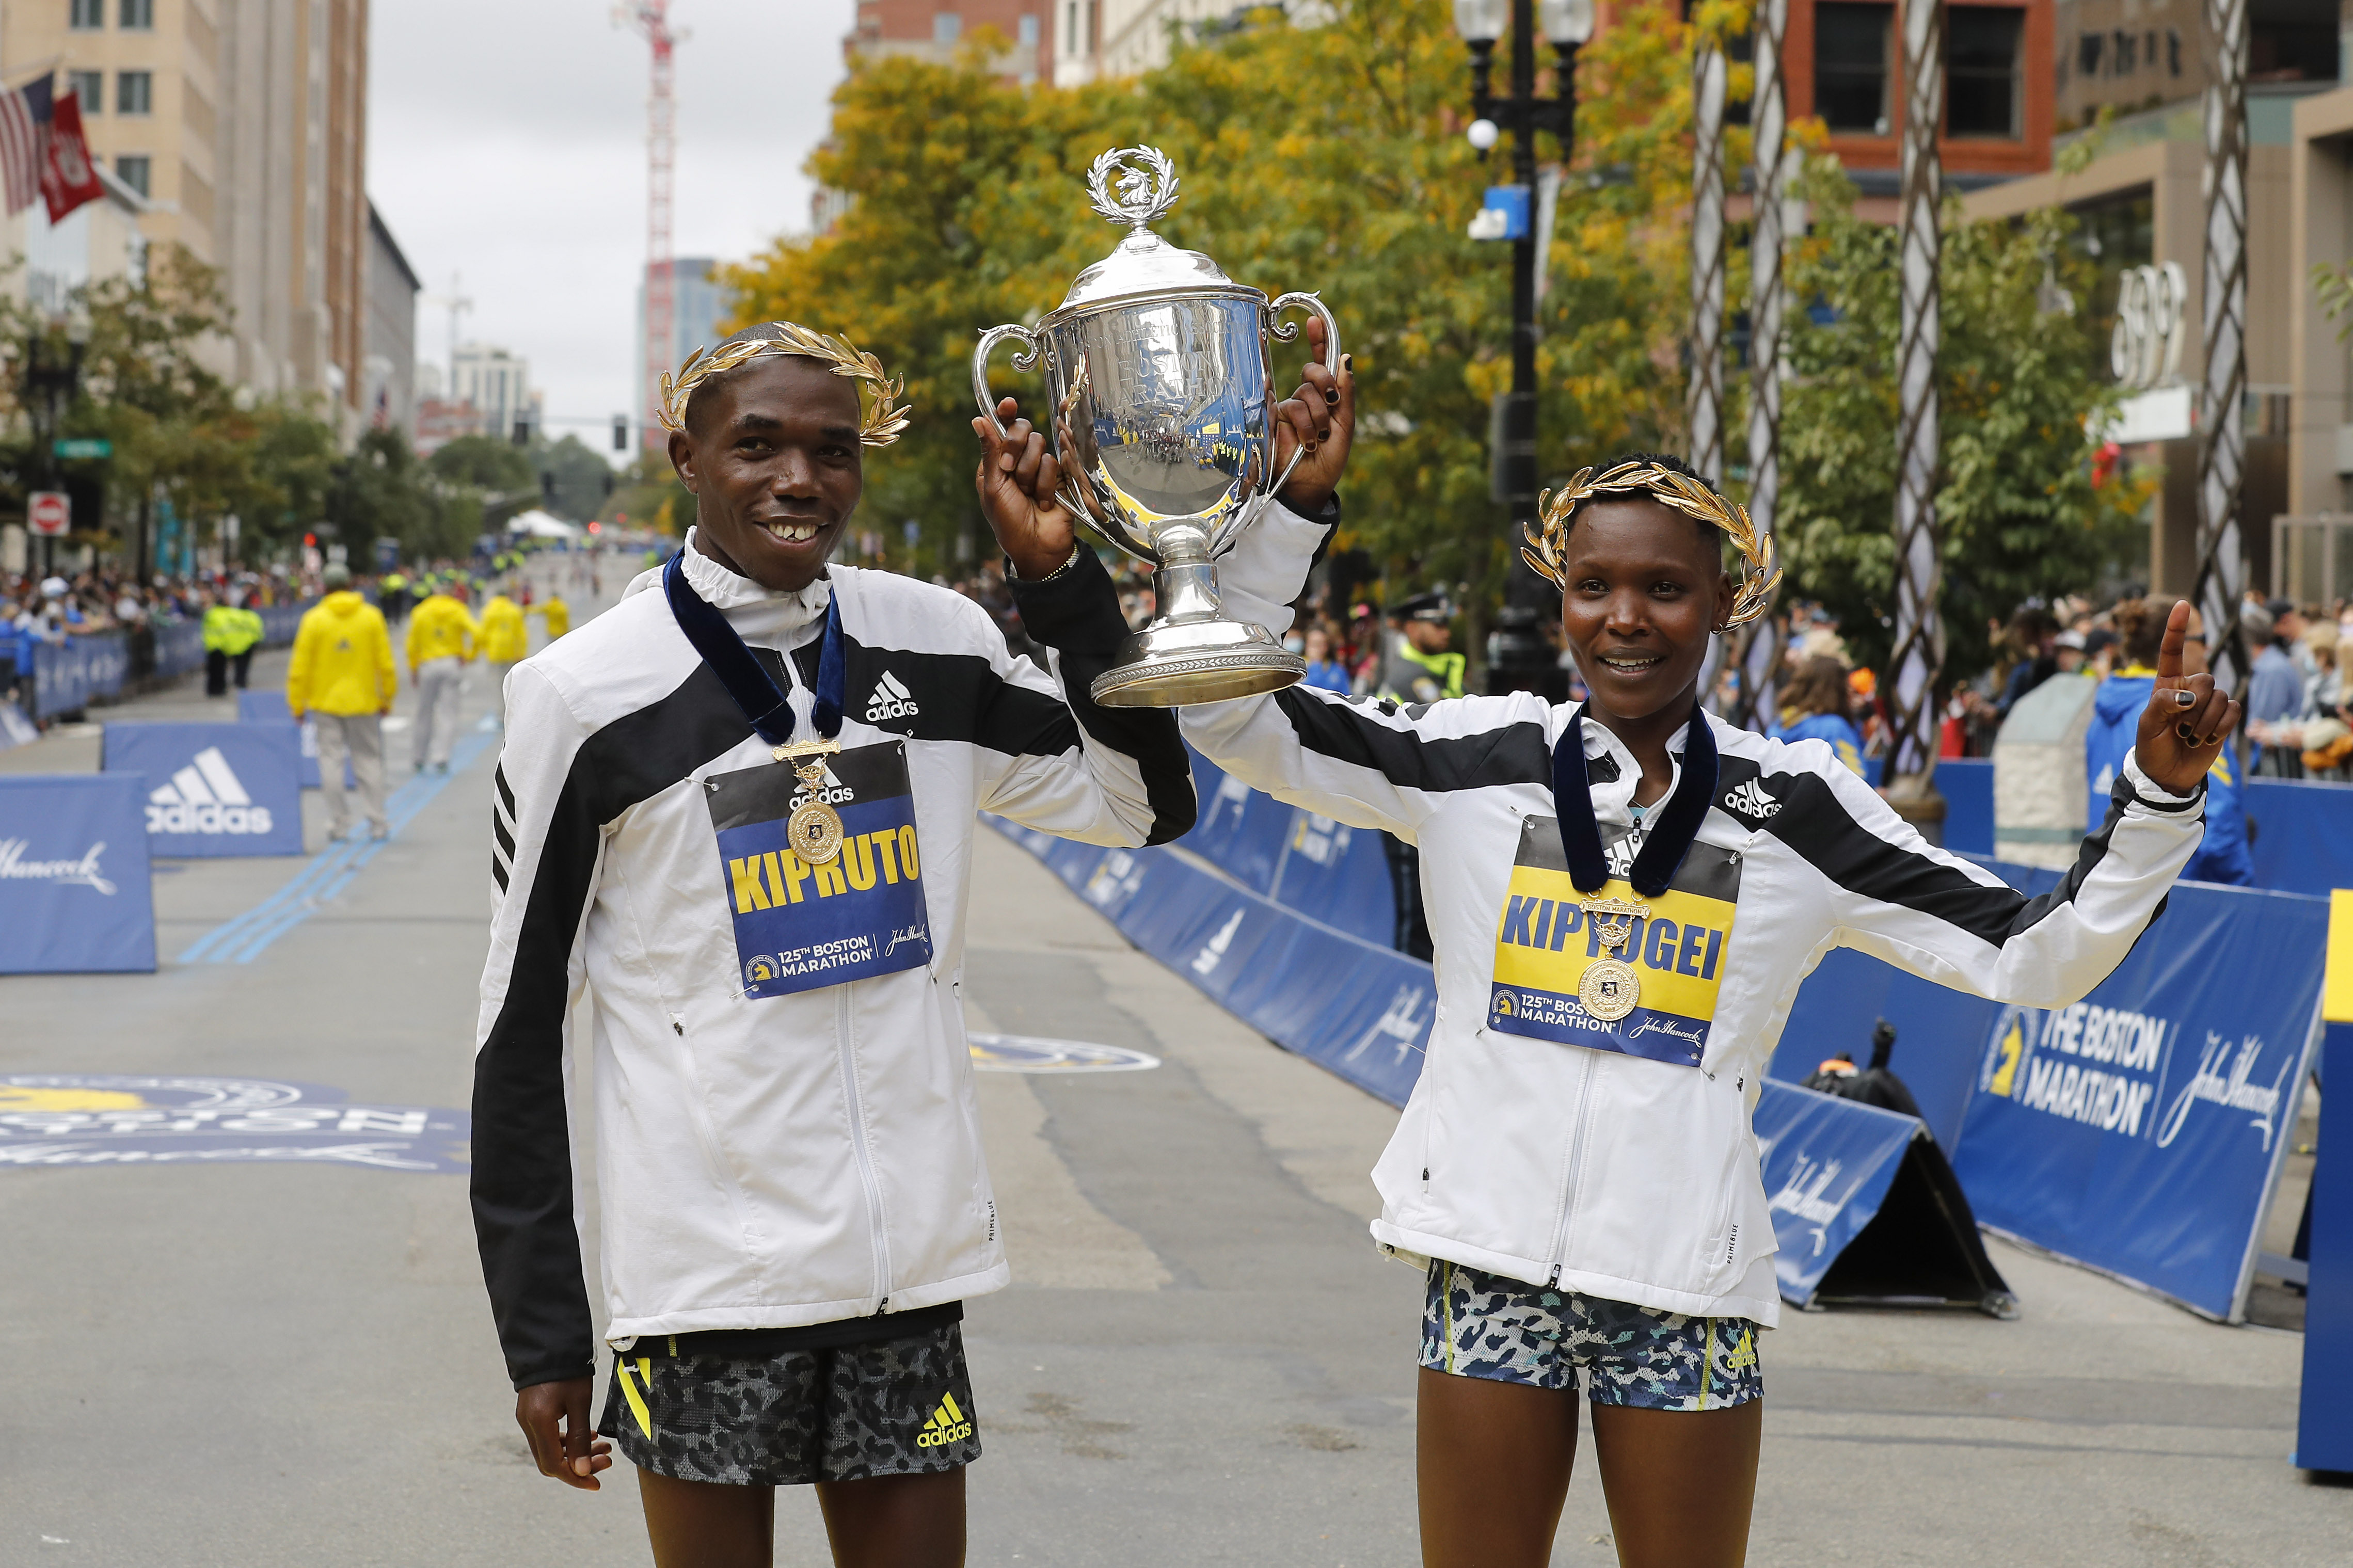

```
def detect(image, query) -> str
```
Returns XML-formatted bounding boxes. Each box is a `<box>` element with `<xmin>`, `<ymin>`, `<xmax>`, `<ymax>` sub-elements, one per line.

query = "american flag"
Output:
<box><xmin>0</xmin><ymin>75</ymin><xmax>53</xmax><ymax>216</ymax></box>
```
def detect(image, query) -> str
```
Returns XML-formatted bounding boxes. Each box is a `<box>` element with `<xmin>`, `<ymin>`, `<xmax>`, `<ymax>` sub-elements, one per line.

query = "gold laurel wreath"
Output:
<box><xmin>656</xmin><ymin>322</ymin><xmax>911</xmax><ymax>446</ymax></box>
<box><xmin>1522</xmin><ymin>461</ymin><xmax>1783</xmax><ymax>629</ymax></box>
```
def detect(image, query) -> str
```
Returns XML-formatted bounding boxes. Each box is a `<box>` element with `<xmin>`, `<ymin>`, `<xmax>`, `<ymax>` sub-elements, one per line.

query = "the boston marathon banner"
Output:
<box><xmin>30</xmin><ymin>633</ymin><xmax>129</xmax><ymax>718</ymax></box>
<box><xmin>1183</xmin><ymin>748</ymin><xmax>1394</xmax><ymax>948</ymax></box>
<box><xmin>1952</xmin><ymin>877</ymin><xmax>2327</xmax><ymax>1320</ymax></box>
<box><xmin>0</xmin><ymin>774</ymin><xmax>154</xmax><ymax>973</ymax></box>
<box><xmin>101</xmin><ymin>722</ymin><xmax>305</xmax><ymax>858</ymax></box>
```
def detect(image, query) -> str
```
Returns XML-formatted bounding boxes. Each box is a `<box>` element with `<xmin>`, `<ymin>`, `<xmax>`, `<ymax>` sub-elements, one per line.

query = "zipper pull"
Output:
<box><xmin>1547</xmin><ymin>1265</ymin><xmax>1562</xmax><ymax>1288</ymax></box>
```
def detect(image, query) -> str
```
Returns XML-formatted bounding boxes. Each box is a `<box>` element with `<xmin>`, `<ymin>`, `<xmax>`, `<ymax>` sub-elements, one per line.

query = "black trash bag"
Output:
<box><xmin>1801</xmin><ymin>1019</ymin><xmax>1925</xmax><ymax>1122</ymax></box>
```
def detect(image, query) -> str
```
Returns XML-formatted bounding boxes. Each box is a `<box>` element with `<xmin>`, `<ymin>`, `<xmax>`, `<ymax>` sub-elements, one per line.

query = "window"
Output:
<box><xmin>116</xmin><ymin>155</ymin><xmax>150</xmax><ymax>197</ymax></box>
<box><xmin>1019</xmin><ymin>12</ymin><xmax>1038</xmax><ymax>46</ymax></box>
<box><xmin>1947</xmin><ymin>8</ymin><xmax>2023</xmax><ymax>138</ymax></box>
<box><xmin>1814</xmin><ymin>3</ymin><xmax>1893</xmax><ymax>135</ymax></box>
<box><xmin>2078</xmin><ymin>31</ymin><xmax>2103</xmax><ymax>77</ymax></box>
<box><xmin>933</xmin><ymin>11</ymin><xmax>960</xmax><ymax>43</ymax></box>
<box><xmin>68</xmin><ymin>0</ymin><xmax>103</xmax><ymax>27</ymax></box>
<box><xmin>1066</xmin><ymin>0</ymin><xmax>1078</xmax><ymax>53</ymax></box>
<box><xmin>119</xmin><ymin>0</ymin><xmax>152</xmax><ymax>25</ymax></box>
<box><xmin>117</xmin><ymin>70</ymin><xmax>152</xmax><ymax>115</ymax></box>
<box><xmin>67</xmin><ymin>70</ymin><xmax>104</xmax><ymax>111</ymax></box>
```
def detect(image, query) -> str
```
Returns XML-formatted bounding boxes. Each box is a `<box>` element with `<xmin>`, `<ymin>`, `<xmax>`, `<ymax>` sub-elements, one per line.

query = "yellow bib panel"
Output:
<box><xmin>1487</xmin><ymin>817</ymin><xmax>1742</xmax><ymax>1068</ymax></box>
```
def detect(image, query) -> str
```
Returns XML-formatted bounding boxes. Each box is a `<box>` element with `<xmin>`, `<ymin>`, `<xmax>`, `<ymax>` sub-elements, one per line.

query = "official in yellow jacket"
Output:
<box><xmin>288</xmin><ymin>565</ymin><xmax>396</xmax><ymax>839</ymax></box>
<box><xmin>477</xmin><ymin>591</ymin><xmax>529</xmax><ymax>730</ymax></box>
<box><xmin>535</xmin><ymin>594</ymin><xmax>569</xmax><ymax>641</ymax></box>
<box><xmin>405</xmin><ymin>586</ymin><xmax>478</xmax><ymax>774</ymax></box>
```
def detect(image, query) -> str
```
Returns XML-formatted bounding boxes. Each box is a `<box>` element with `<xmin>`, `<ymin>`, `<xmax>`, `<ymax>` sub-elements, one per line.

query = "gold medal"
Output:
<box><xmin>776</xmin><ymin>738</ymin><xmax>848</xmax><ymax>865</ymax></box>
<box><xmin>1575</xmin><ymin>892</ymin><xmax>1650</xmax><ymax>1022</ymax></box>
<box><xmin>1579</xmin><ymin>958</ymin><xmax>1641</xmax><ymax>1021</ymax></box>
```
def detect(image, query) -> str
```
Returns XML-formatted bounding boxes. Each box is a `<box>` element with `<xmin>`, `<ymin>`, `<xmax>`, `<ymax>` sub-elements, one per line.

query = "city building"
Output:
<box><xmin>0</xmin><ymin>0</ymin><xmax>372</xmax><ymax>417</ymax></box>
<box><xmin>844</xmin><ymin>2</ymin><xmax>1054</xmax><ymax>84</ymax></box>
<box><xmin>2</xmin><ymin>164</ymin><xmax>152</xmax><ymax>315</ymax></box>
<box><xmin>363</xmin><ymin>202</ymin><xmax>420</xmax><ymax>434</ymax></box>
<box><xmin>451</xmin><ymin>343</ymin><xmax>534</xmax><ymax>445</ymax></box>
<box><xmin>633</xmin><ymin>257</ymin><xmax>730</xmax><ymax>443</ymax></box>
<box><xmin>1962</xmin><ymin>31</ymin><xmax>2343</xmax><ymax>600</ymax></box>
<box><xmin>412</xmin><ymin>397</ymin><xmax>484</xmax><ymax>456</ymax></box>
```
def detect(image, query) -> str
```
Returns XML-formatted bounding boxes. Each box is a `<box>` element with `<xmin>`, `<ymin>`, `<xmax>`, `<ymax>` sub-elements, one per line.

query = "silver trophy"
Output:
<box><xmin>972</xmin><ymin>146</ymin><xmax>1340</xmax><ymax>707</ymax></box>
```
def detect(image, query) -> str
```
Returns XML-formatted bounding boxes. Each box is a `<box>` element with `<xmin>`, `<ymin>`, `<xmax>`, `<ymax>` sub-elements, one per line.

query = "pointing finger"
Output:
<box><xmin>2155</xmin><ymin>599</ymin><xmax>2189</xmax><ymax>683</ymax></box>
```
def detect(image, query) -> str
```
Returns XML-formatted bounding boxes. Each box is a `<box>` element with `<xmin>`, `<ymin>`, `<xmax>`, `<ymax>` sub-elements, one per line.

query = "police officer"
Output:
<box><xmin>1376</xmin><ymin>590</ymin><xmax>1466</xmax><ymax>704</ymax></box>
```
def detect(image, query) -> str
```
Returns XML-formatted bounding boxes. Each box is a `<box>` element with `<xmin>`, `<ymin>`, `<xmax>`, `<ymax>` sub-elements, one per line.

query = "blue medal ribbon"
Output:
<box><xmin>1552</xmin><ymin>701</ymin><xmax>1720</xmax><ymax>897</ymax></box>
<box><xmin>662</xmin><ymin>550</ymin><xmax>845</xmax><ymax>746</ymax></box>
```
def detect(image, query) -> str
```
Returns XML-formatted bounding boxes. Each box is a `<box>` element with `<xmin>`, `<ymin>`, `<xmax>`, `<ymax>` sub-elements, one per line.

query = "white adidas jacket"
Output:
<box><xmin>472</xmin><ymin>537</ymin><xmax>1193</xmax><ymax>1388</ymax></box>
<box><xmin>1182</xmin><ymin>503</ymin><xmax>2204</xmax><ymax>1326</ymax></box>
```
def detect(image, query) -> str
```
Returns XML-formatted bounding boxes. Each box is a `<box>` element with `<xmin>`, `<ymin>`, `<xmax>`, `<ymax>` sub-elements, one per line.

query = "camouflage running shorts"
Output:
<box><xmin>596</xmin><ymin>1319</ymin><xmax>981</xmax><ymax>1486</ymax></box>
<box><xmin>1420</xmin><ymin>1259</ymin><xmax>1762</xmax><ymax>1412</ymax></box>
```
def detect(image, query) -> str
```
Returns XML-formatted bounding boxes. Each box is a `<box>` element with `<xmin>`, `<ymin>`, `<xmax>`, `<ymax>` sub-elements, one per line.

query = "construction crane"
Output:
<box><xmin>420</xmin><ymin>273</ymin><xmax>472</xmax><ymax>402</ymax></box>
<box><xmin>614</xmin><ymin>1</ymin><xmax>683</xmax><ymax>453</ymax></box>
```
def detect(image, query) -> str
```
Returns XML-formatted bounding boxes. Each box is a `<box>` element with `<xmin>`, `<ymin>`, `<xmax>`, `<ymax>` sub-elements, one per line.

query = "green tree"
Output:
<box><xmin>531</xmin><ymin>433</ymin><xmax>616</xmax><ymax>523</ymax></box>
<box><xmin>1775</xmin><ymin>158</ymin><xmax>2154</xmax><ymax>680</ymax></box>
<box><xmin>724</xmin><ymin>1</ymin><xmax>1703</xmax><ymax>655</ymax></box>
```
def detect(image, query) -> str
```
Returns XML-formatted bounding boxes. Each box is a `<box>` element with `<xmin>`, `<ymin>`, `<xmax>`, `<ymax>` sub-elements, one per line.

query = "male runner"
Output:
<box><xmin>472</xmin><ymin>322</ymin><xmax>1191</xmax><ymax>1568</ymax></box>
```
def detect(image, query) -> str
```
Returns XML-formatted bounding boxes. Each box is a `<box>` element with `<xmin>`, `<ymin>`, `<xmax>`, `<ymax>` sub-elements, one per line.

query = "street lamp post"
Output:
<box><xmin>1454</xmin><ymin>0</ymin><xmax>1592</xmax><ymax>697</ymax></box>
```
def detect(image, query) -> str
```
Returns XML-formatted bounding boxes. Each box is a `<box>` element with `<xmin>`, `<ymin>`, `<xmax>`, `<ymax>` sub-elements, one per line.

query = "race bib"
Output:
<box><xmin>704</xmin><ymin>740</ymin><xmax>933</xmax><ymax>999</ymax></box>
<box><xmin>1486</xmin><ymin>816</ymin><xmax>1742</xmax><ymax>1067</ymax></box>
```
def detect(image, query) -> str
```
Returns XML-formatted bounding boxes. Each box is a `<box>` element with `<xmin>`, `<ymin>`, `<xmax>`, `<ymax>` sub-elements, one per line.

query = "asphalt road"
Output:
<box><xmin>2</xmin><ymin>555</ymin><xmax>2345</xmax><ymax>1566</ymax></box>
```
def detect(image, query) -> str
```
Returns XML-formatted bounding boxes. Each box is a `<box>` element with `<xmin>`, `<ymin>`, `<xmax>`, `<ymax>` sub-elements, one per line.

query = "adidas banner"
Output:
<box><xmin>101</xmin><ymin>722</ymin><xmax>305</xmax><ymax>858</ymax></box>
<box><xmin>0</xmin><ymin>774</ymin><xmax>154</xmax><ymax>973</ymax></box>
<box><xmin>239</xmin><ymin>690</ymin><xmax>351</xmax><ymax>790</ymax></box>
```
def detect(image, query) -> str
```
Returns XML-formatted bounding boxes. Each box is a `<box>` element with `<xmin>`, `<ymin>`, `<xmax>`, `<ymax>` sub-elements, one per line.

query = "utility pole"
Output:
<box><xmin>617</xmin><ymin>2</ymin><xmax>682</xmax><ymax>455</ymax></box>
<box><xmin>1687</xmin><ymin>19</ymin><xmax>1727</xmax><ymax>483</ymax></box>
<box><xmin>1454</xmin><ymin>0</ymin><xmax>1592</xmax><ymax>697</ymax></box>
<box><xmin>423</xmin><ymin>273</ymin><xmax>473</xmax><ymax>402</ymax></box>
<box><xmin>2191</xmin><ymin>0</ymin><xmax>2249</xmax><ymax>694</ymax></box>
<box><xmin>1887</xmin><ymin>0</ymin><xmax>1946</xmax><ymax>830</ymax></box>
<box><xmin>1735</xmin><ymin>0</ymin><xmax>1793</xmax><ymax>729</ymax></box>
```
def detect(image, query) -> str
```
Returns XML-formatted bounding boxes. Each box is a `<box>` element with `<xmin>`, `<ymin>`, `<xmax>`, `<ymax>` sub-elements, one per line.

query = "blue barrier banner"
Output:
<box><xmin>1183</xmin><ymin>746</ymin><xmax>1396</xmax><ymax>947</ymax></box>
<box><xmin>153</xmin><ymin>621</ymin><xmax>205</xmax><ymax>679</ymax></box>
<box><xmin>1951</xmin><ymin>877</ymin><xmax>2327</xmax><ymax>1319</ymax></box>
<box><xmin>2246</xmin><ymin>778</ymin><xmax>2353</xmax><ymax>900</ymax></box>
<box><xmin>30</xmin><ymin>634</ymin><xmax>128</xmax><ymax>718</ymax></box>
<box><xmin>0</xmin><ymin>1074</ymin><xmax>468</xmax><ymax>1173</ymax></box>
<box><xmin>0</xmin><ymin>775</ymin><xmax>154</xmax><ymax>973</ymax></box>
<box><xmin>238</xmin><ymin>689</ymin><xmax>351</xmax><ymax>789</ymax></box>
<box><xmin>101</xmin><ymin>722</ymin><xmax>306</xmax><ymax>858</ymax></box>
<box><xmin>991</xmin><ymin>818</ymin><xmax>1435</xmax><ymax>1107</ymax></box>
<box><xmin>1937</xmin><ymin>758</ymin><xmax>1994</xmax><ymax>858</ymax></box>
<box><xmin>1752</xmin><ymin>1079</ymin><xmax>1920</xmax><ymax>1306</ymax></box>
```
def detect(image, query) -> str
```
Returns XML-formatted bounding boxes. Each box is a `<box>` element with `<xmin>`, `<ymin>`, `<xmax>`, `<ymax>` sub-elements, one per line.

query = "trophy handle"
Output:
<box><xmin>971</xmin><ymin>323</ymin><xmax>1043</xmax><ymax>438</ymax></box>
<box><xmin>1266</xmin><ymin>292</ymin><xmax>1342</xmax><ymax>497</ymax></box>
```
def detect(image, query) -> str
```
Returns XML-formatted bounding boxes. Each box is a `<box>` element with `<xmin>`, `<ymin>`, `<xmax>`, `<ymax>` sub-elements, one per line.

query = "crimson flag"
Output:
<box><xmin>41</xmin><ymin>86</ymin><xmax>103</xmax><ymax>223</ymax></box>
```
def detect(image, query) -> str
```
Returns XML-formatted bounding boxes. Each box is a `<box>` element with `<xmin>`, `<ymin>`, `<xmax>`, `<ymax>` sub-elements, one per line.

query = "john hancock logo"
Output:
<box><xmin>0</xmin><ymin>838</ymin><xmax>116</xmax><ymax>895</ymax></box>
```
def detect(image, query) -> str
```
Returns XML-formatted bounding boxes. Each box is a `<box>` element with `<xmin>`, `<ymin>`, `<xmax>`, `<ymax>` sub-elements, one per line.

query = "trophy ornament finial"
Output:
<box><xmin>1086</xmin><ymin>146</ymin><xmax>1181</xmax><ymax>231</ymax></box>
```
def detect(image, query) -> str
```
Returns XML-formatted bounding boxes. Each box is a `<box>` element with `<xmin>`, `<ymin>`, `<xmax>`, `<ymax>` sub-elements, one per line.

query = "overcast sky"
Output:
<box><xmin>367</xmin><ymin>0</ymin><xmax>854</xmax><ymax>458</ymax></box>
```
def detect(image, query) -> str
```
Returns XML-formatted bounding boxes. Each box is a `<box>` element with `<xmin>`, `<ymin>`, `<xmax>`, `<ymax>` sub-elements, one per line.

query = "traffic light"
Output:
<box><xmin>612</xmin><ymin>414</ymin><xmax>628</xmax><ymax>452</ymax></box>
<box><xmin>511</xmin><ymin>419</ymin><xmax>530</xmax><ymax>446</ymax></box>
<box><xmin>540</xmin><ymin>471</ymin><xmax>557</xmax><ymax>504</ymax></box>
<box><xmin>601</xmin><ymin>472</ymin><xmax>616</xmax><ymax>497</ymax></box>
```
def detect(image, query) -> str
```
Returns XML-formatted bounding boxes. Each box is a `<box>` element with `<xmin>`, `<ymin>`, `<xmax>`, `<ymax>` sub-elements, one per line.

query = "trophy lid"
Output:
<box><xmin>1052</xmin><ymin>147</ymin><xmax>1249</xmax><ymax>313</ymax></box>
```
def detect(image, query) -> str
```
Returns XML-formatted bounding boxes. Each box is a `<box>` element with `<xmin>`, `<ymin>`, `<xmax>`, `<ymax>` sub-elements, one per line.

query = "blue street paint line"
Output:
<box><xmin>176</xmin><ymin>727</ymin><xmax>501</xmax><ymax>965</ymax></box>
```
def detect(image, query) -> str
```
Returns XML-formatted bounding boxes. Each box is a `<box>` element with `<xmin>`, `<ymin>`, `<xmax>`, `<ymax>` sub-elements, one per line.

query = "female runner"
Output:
<box><xmin>978</xmin><ymin>345</ymin><xmax>2235</xmax><ymax>1566</ymax></box>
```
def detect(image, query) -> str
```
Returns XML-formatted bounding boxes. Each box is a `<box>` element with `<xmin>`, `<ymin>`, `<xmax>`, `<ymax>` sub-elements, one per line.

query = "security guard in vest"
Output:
<box><xmin>1375</xmin><ymin>590</ymin><xmax>1466</xmax><ymax>705</ymax></box>
<box><xmin>379</xmin><ymin>570</ymin><xmax>412</xmax><ymax>626</ymax></box>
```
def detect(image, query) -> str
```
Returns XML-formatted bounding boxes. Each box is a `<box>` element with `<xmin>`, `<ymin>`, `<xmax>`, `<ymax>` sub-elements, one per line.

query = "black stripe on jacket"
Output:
<box><xmin>1006</xmin><ymin>549</ymin><xmax>1194</xmax><ymax>844</ymax></box>
<box><xmin>1271</xmin><ymin>686</ymin><xmax>1553</xmax><ymax>795</ymax></box>
<box><xmin>472</xmin><ymin>666</ymin><xmax>754</xmax><ymax>1391</ymax></box>
<box><xmin>1730</xmin><ymin>756</ymin><xmax>2170</xmax><ymax>951</ymax></box>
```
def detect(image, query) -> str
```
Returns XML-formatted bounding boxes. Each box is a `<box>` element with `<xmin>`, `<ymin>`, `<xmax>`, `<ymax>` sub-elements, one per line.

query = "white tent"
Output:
<box><xmin>506</xmin><ymin>508</ymin><xmax>585</xmax><ymax>540</ymax></box>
